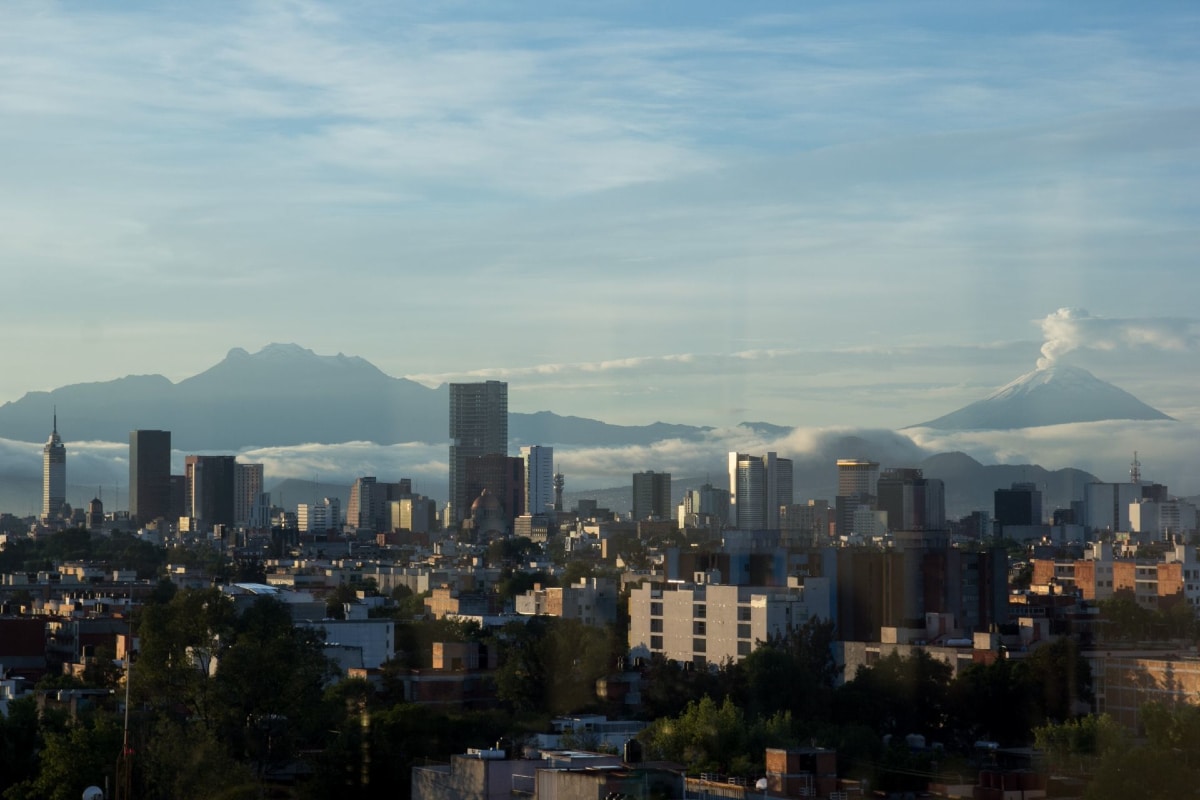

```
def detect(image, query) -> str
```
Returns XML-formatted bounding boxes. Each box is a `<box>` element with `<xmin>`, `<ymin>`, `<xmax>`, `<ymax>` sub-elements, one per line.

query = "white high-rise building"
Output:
<box><xmin>1085</xmin><ymin>482</ymin><xmax>1141</xmax><ymax>533</ymax></box>
<box><xmin>298</xmin><ymin>497</ymin><xmax>341</xmax><ymax>533</ymax></box>
<box><xmin>520</xmin><ymin>445</ymin><xmax>554</xmax><ymax>515</ymax></box>
<box><xmin>728</xmin><ymin>452</ymin><xmax>792</xmax><ymax>530</ymax></box>
<box><xmin>42</xmin><ymin>412</ymin><xmax>67</xmax><ymax>521</ymax></box>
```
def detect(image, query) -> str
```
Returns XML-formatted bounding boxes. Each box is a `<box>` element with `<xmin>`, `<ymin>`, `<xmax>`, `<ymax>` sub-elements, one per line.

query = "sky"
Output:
<box><xmin>2</xmin><ymin>1</ymin><xmax>1199</xmax><ymax>500</ymax></box>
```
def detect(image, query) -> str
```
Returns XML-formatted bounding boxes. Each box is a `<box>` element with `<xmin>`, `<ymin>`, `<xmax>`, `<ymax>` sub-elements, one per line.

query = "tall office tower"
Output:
<box><xmin>837</xmin><ymin>459</ymin><xmax>880</xmax><ymax>498</ymax></box>
<box><xmin>449</xmin><ymin>381</ymin><xmax>508</xmax><ymax>525</ymax></box>
<box><xmin>42</xmin><ymin>412</ymin><xmax>66</xmax><ymax>521</ymax></box>
<box><xmin>835</xmin><ymin>458</ymin><xmax>880</xmax><ymax>537</ymax></box>
<box><xmin>679</xmin><ymin>483</ymin><xmax>731</xmax><ymax>529</ymax></box>
<box><xmin>878</xmin><ymin>468</ymin><xmax>946</xmax><ymax>532</ymax></box>
<box><xmin>347</xmin><ymin>477</ymin><xmax>379</xmax><ymax>531</ymax></box>
<box><xmin>348</xmin><ymin>477</ymin><xmax>412</xmax><ymax>531</ymax></box>
<box><xmin>184</xmin><ymin>455</ymin><xmax>237</xmax><ymax>531</ymax></box>
<box><xmin>520</xmin><ymin>445</ymin><xmax>554</xmax><ymax>515</ymax></box>
<box><xmin>129</xmin><ymin>430</ymin><xmax>172</xmax><ymax>525</ymax></box>
<box><xmin>632</xmin><ymin>471</ymin><xmax>673</xmax><ymax>521</ymax></box>
<box><xmin>234</xmin><ymin>462</ymin><xmax>265</xmax><ymax>527</ymax></box>
<box><xmin>994</xmin><ymin>482</ymin><xmax>1043</xmax><ymax>529</ymax></box>
<box><xmin>728</xmin><ymin>452</ymin><xmax>791</xmax><ymax>530</ymax></box>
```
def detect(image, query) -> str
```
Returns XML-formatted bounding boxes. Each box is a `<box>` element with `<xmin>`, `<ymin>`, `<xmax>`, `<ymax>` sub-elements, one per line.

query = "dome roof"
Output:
<box><xmin>470</xmin><ymin>488</ymin><xmax>503</xmax><ymax>513</ymax></box>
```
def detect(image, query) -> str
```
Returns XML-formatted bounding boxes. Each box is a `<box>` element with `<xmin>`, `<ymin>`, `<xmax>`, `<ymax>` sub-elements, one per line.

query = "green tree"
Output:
<box><xmin>4</xmin><ymin>710</ymin><xmax>122</xmax><ymax>800</ymax></box>
<box><xmin>133</xmin><ymin>587</ymin><xmax>238</xmax><ymax>726</ymax></box>
<box><xmin>834</xmin><ymin>650</ymin><xmax>953</xmax><ymax>739</ymax></box>
<box><xmin>211</xmin><ymin>597</ymin><xmax>338</xmax><ymax>766</ymax></box>
<box><xmin>946</xmin><ymin>657</ymin><xmax>1038</xmax><ymax>746</ymax></box>
<box><xmin>1097</xmin><ymin>594</ymin><xmax>1154</xmax><ymax>642</ymax></box>
<box><xmin>138</xmin><ymin>718</ymin><xmax>259</xmax><ymax>800</ymax></box>
<box><xmin>494</xmin><ymin>617</ymin><xmax>620</xmax><ymax>716</ymax></box>
<box><xmin>1024</xmin><ymin>637</ymin><xmax>1092</xmax><ymax>722</ymax></box>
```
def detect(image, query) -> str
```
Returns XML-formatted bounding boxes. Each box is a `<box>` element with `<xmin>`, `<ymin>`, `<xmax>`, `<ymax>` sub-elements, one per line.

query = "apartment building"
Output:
<box><xmin>628</xmin><ymin>578</ymin><xmax>830</xmax><ymax>667</ymax></box>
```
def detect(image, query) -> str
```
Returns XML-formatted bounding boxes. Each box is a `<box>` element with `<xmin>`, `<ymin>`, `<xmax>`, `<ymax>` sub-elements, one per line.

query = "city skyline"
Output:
<box><xmin>1</xmin><ymin>2</ymin><xmax>1197</xmax><ymax>432</ymax></box>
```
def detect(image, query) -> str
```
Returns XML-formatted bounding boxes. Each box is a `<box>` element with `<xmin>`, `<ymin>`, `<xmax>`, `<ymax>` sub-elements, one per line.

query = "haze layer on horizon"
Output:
<box><xmin>2</xmin><ymin>2</ymin><xmax>1198</xmax><ymax>429</ymax></box>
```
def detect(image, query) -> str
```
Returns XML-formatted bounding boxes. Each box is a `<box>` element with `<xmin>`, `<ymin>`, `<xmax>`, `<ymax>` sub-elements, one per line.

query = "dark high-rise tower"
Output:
<box><xmin>184</xmin><ymin>455</ymin><xmax>237</xmax><ymax>531</ymax></box>
<box><xmin>129</xmin><ymin>430</ymin><xmax>172</xmax><ymax>525</ymax></box>
<box><xmin>632</xmin><ymin>471</ymin><xmax>672</xmax><ymax>521</ymax></box>
<box><xmin>449</xmin><ymin>381</ymin><xmax>508</xmax><ymax>525</ymax></box>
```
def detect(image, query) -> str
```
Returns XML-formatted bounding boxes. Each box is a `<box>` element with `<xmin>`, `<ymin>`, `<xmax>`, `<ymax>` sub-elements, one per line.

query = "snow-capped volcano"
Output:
<box><xmin>911</xmin><ymin>364</ymin><xmax>1174</xmax><ymax>430</ymax></box>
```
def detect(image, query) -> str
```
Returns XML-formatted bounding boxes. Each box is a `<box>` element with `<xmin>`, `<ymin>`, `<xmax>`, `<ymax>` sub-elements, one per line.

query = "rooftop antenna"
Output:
<box><xmin>1130</xmin><ymin>451</ymin><xmax>1141</xmax><ymax>485</ymax></box>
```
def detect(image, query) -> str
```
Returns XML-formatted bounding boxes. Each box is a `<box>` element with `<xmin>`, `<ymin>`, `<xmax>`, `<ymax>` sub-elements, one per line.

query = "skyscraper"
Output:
<box><xmin>632</xmin><ymin>471</ymin><xmax>672</xmax><ymax>521</ymax></box>
<box><xmin>520</xmin><ymin>445</ymin><xmax>554</xmax><ymax>516</ymax></box>
<box><xmin>449</xmin><ymin>381</ymin><xmax>508</xmax><ymax>525</ymax></box>
<box><xmin>727</xmin><ymin>452</ymin><xmax>792</xmax><ymax>529</ymax></box>
<box><xmin>42</xmin><ymin>411</ymin><xmax>66</xmax><ymax>521</ymax></box>
<box><xmin>184</xmin><ymin>455</ymin><xmax>237</xmax><ymax>531</ymax></box>
<box><xmin>835</xmin><ymin>458</ymin><xmax>880</xmax><ymax>537</ymax></box>
<box><xmin>234</xmin><ymin>462</ymin><xmax>265</xmax><ymax>528</ymax></box>
<box><xmin>878</xmin><ymin>468</ymin><xmax>946</xmax><ymax>532</ymax></box>
<box><xmin>129</xmin><ymin>430</ymin><xmax>172</xmax><ymax>525</ymax></box>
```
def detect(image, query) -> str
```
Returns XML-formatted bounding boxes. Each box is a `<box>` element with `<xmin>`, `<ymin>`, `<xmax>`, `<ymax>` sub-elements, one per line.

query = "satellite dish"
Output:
<box><xmin>82</xmin><ymin>788</ymin><xmax>104</xmax><ymax>800</ymax></box>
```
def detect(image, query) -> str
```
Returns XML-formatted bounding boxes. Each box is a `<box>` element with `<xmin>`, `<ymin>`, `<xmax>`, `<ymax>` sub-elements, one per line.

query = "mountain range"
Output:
<box><xmin>0</xmin><ymin>345</ymin><xmax>1180</xmax><ymax>517</ymax></box>
<box><xmin>0</xmin><ymin>346</ymin><xmax>1173</xmax><ymax>449</ymax></box>
<box><xmin>0</xmin><ymin>344</ymin><xmax>713</xmax><ymax>450</ymax></box>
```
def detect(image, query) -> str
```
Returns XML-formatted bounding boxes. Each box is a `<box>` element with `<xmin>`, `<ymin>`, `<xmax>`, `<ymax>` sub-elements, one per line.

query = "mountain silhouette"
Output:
<box><xmin>910</xmin><ymin>364</ymin><xmax>1173</xmax><ymax>430</ymax></box>
<box><xmin>0</xmin><ymin>344</ymin><xmax>712</xmax><ymax>450</ymax></box>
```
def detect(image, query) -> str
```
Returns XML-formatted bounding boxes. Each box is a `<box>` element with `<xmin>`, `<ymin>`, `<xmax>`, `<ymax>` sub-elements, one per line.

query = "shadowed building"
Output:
<box><xmin>129</xmin><ymin>430</ymin><xmax>172</xmax><ymax>525</ymax></box>
<box><xmin>632</xmin><ymin>471</ymin><xmax>672</xmax><ymax>521</ymax></box>
<box><xmin>449</xmin><ymin>381</ymin><xmax>508</xmax><ymax>526</ymax></box>
<box><xmin>184</xmin><ymin>455</ymin><xmax>237</xmax><ymax>532</ymax></box>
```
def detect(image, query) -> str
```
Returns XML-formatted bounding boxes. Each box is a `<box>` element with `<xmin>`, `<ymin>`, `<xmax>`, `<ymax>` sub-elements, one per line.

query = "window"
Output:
<box><xmin>692</xmin><ymin>638</ymin><xmax>706</xmax><ymax>653</ymax></box>
<box><xmin>650</xmin><ymin>602</ymin><xmax>663</xmax><ymax>616</ymax></box>
<box><xmin>650</xmin><ymin>635</ymin><xmax>663</xmax><ymax>650</ymax></box>
<box><xmin>651</xmin><ymin>618</ymin><xmax>663</xmax><ymax>633</ymax></box>
<box><xmin>693</xmin><ymin>604</ymin><xmax>706</xmax><ymax>618</ymax></box>
<box><xmin>738</xmin><ymin>641</ymin><xmax>751</xmax><ymax>656</ymax></box>
<box><xmin>737</xmin><ymin>606</ymin><xmax>751</xmax><ymax>621</ymax></box>
<box><xmin>693</xmin><ymin>620</ymin><xmax>706</xmax><ymax>635</ymax></box>
<box><xmin>738</xmin><ymin>623</ymin><xmax>751</xmax><ymax>639</ymax></box>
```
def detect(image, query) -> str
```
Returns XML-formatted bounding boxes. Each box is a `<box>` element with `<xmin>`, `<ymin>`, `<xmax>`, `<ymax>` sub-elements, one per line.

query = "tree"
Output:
<box><xmin>133</xmin><ymin>587</ymin><xmax>238</xmax><ymax>726</ymax></box>
<box><xmin>211</xmin><ymin>597</ymin><xmax>338</xmax><ymax>766</ymax></box>
<box><xmin>730</xmin><ymin>617</ymin><xmax>838</xmax><ymax>726</ymax></box>
<box><xmin>639</xmin><ymin>695</ymin><xmax>796</xmax><ymax>775</ymax></box>
<box><xmin>494</xmin><ymin>617</ymin><xmax>620</xmax><ymax>716</ymax></box>
<box><xmin>946</xmin><ymin>657</ymin><xmax>1039</xmax><ymax>746</ymax></box>
<box><xmin>4</xmin><ymin>710</ymin><xmax>123</xmax><ymax>800</ymax></box>
<box><xmin>1024</xmin><ymin>637</ymin><xmax>1092</xmax><ymax>722</ymax></box>
<box><xmin>834</xmin><ymin>650</ymin><xmax>953</xmax><ymax>739</ymax></box>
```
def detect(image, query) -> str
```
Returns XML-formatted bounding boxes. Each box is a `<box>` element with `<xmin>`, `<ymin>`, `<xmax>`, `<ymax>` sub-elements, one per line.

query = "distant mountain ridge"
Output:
<box><xmin>0</xmin><ymin>343</ymin><xmax>716</xmax><ymax>450</ymax></box>
<box><xmin>911</xmin><ymin>364</ymin><xmax>1173</xmax><ymax>430</ymax></box>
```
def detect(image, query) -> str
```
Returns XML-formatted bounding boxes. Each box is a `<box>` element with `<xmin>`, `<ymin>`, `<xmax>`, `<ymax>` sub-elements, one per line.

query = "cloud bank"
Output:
<box><xmin>4</xmin><ymin>418</ymin><xmax>1198</xmax><ymax>516</ymax></box>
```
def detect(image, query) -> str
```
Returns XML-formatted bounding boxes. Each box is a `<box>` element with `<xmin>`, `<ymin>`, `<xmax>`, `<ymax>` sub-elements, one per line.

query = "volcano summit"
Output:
<box><xmin>911</xmin><ymin>364</ymin><xmax>1174</xmax><ymax>430</ymax></box>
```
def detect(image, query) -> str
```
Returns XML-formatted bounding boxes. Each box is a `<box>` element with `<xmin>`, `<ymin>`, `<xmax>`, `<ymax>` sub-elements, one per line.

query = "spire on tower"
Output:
<box><xmin>1130</xmin><ymin>451</ymin><xmax>1142</xmax><ymax>485</ymax></box>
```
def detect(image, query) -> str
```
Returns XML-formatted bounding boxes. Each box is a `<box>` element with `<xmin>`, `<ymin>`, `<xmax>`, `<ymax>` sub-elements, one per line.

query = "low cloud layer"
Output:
<box><xmin>4</xmin><ymin>418</ymin><xmax>1198</xmax><ymax>516</ymax></box>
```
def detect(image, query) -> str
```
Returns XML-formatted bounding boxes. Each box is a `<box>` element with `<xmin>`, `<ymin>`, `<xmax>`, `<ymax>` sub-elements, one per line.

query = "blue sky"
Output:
<box><xmin>2</xmin><ymin>0</ymin><xmax>1198</xmax><ymax>432</ymax></box>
